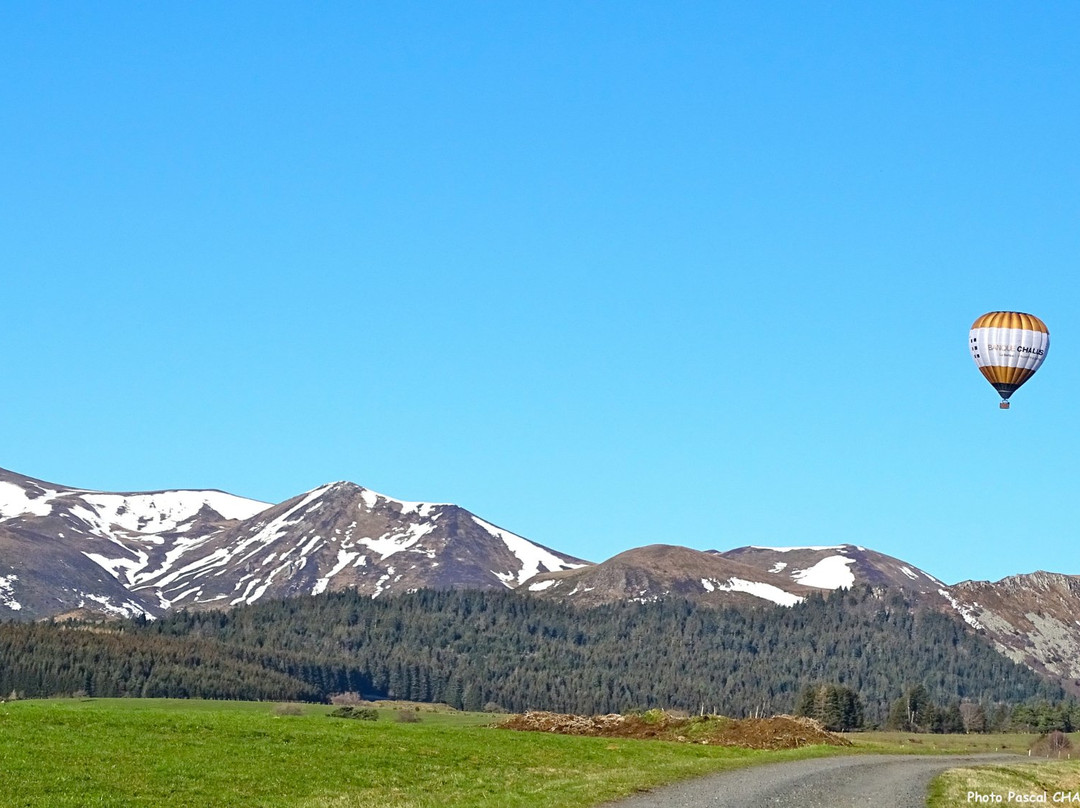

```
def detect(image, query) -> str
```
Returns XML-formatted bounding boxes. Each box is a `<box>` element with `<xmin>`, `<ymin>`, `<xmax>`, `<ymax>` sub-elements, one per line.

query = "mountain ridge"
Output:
<box><xmin>0</xmin><ymin>467</ymin><xmax>586</xmax><ymax>619</ymax></box>
<box><xmin>2</xmin><ymin>464</ymin><xmax>1079</xmax><ymax>695</ymax></box>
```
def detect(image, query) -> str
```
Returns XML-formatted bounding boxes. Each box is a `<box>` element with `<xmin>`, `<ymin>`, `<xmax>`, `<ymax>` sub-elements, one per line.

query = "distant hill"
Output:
<box><xmin>522</xmin><ymin>544</ymin><xmax>818</xmax><ymax>608</ymax></box>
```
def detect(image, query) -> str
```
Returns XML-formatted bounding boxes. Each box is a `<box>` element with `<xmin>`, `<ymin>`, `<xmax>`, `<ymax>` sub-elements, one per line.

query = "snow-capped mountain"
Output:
<box><xmin>0</xmin><ymin>467</ymin><xmax>270</xmax><ymax>619</ymax></box>
<box><xmin>524</xmin><ymin>543</ymin><xmax>952</xmax><ymax>610</ymax></box>
<box><xmin>0</xmin><ymin>467</ymin><xmax>586</xmax><ymax>619</ymax></box>
<box><xmin>125</xmin><ymin>480</ymin><xmax>588</xmax><ymax>611</ymax></box>
<box><xmin>5</xmin><ymin>464</ymin><xmax>1080</xmax><ymax>696</ymax></box>
<box><xmin>523</xmin><ymin>544</ymin><xmax>822</xmax><ymax>608</ymax></box>
<box><xmin>714</xmin><ymin>544</ymin><xmax>952</xmax><ymax>606</ymax></box>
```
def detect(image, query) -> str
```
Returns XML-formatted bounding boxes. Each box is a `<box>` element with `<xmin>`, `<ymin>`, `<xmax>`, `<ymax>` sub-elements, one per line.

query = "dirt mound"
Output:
<box><xmin>500</xmin><ymin>710</ymin><xmax>850</xmax><ymax>750</ymax></box>
<box><xmin>710</xmin><ymin>716</ymin><xmax>851</xmax><ymax>750</ymax></box>
<box><xmin>502</xmin><ymin>711</ymin><xmax>632</xmax><ymax>736</ymax></box>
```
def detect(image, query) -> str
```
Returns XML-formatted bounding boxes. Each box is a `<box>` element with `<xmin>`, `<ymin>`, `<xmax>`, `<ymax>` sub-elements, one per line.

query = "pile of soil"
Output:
<box><xmin>500</xmin><ymin>710</ymin><xmax>851</xmax><ymax>750</ymax></box>
<box><xmin>711</xmin><ymin>716</ymin><xmax>852</xmax><ymax>750</ymax></box>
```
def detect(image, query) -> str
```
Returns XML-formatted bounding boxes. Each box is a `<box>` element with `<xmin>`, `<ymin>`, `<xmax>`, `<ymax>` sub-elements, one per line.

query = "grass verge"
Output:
<box><xmin>928</xmin><ymin>759</ymin><xmax>1080</xmax><ymax>807</ymax></box>
<box><xmin>0</xmin><ymin>699</ymin><xmax>842</xmax><ymax>808</ymax></box>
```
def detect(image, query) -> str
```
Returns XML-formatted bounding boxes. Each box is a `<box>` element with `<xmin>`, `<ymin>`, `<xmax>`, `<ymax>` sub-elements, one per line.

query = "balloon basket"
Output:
<box><xmin>1000</xmin><ymin>401</ymin><xmax>1010</xmax><ymax>409</ymax></box>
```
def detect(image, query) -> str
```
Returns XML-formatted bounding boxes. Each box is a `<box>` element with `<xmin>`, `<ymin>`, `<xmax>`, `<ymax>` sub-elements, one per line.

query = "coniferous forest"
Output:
<box><xmin>0</xmin><ymin>586</ymin><xmax>1064</xmax><ymax>726</ymax></box>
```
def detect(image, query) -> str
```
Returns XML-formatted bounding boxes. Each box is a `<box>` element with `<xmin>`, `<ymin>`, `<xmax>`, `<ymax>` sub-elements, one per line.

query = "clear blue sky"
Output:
<box><xmin>4</xmin><ymin>3</ymin><xmax>1078</xmax><ymax>585</ymax></box>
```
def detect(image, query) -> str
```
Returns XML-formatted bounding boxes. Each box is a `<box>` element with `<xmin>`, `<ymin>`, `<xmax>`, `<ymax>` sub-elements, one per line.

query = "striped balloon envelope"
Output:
<box><xmin>969</xmin><ymin>311</ymin><xmax>1049</xmax><ymax>409</ymax></box>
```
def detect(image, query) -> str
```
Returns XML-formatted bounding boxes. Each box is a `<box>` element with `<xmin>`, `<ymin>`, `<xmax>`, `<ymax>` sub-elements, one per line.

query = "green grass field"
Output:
<box><xmin>929</xmin><ymin>759</ymin><xmax>1080</xmax><ymax>807</ymax></box>
<box><xmin>3</xmin><ymin>698</ymin><xmax>1067</xmax><ymax>807</ymax></box>
<box><xmin>0</xmin><ymin>699</ymin><xmax>841</xmax><ymax>808</ymax></box>
<box><xmin>847</xmin><ymin>730</ymin><xmax>1043</xmax><ymax>755</ymax></box>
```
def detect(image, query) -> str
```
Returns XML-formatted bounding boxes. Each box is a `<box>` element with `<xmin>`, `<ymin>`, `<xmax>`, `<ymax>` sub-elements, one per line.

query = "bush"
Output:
<box><xmin>1031</xmin><ymin>730</ymin><xmax>1073</xmax><ymax>758</ymax></box>
<box><xmin>329</xmin><ymin>692</ymin><xmax>363</xmax><ymax>706</ymax></box>
<box><xmin>273</xmin><ymin>703</ymin><xmax>304</xmax><ymax>716</ymax></box>
<box><xmin>329</xmin><ymin>706</ymin><xmax>379</xmax><ymax>721</ymax></box>
<box><xmin>395</xmin><ymin>710</ymin><xmax>420</xmax><ymax>723</ymax></box>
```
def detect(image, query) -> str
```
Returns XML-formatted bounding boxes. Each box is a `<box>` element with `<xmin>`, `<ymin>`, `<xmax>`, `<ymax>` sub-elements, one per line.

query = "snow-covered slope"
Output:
<box><xmin>0</xmin><ymin>474</ymin><xmax>266</xmax><ymax>528</ymax></box>
<box><xmin>716</xmin><ymin>544</ymin><xmax>950</xmax><ymax>605</ymax></box>
<box><xmin>0</xmin><ymin>467</ymin><xmax>269</xmax><ymax>619</ymax></box>
<box><xmin>0</xmin><ymin>468</ymin><xmax>586</xmax><ymax>619</ymax></box>
<box><xmin>124</xmin><ymin>480</ymin><xmax>589</xmax><ymax>610</ymax></box>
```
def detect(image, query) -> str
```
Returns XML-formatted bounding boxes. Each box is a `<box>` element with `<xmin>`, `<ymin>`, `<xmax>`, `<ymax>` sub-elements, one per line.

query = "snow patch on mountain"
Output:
<box><xmin>358</xmin><ymin>486</ymin><xmax>444</xmax><ymax>518</ymax></box>
<box><xmin>221</xmin><ymin>486</ymin><xmax>331</xmax><ymax>567</ymax></box>
<box><xmin>312</xmin><ymin>549</ymin><xmax>362</xmax><ymax>595</ymax></box>
<box><xmin>939</xmin><ymin>588</ymin><xmax>985</xmax><ymax>630</ymax></box>
<box><xmin>0</xmin><ymin>481</ymin><xmax>60</xmax><ymax>520</ymax></box>
<box><xmin>83</xmin><ymin>551</ymin><xmax>148</xmax><ymax>583</ymax></box>
<box><xmin>233</xmin><ymin>558</ymin><xmax>297</xmax><ymax>606</ymax></box>
<box><xmin>0</xmin><ymin>574</ymin><xmax>22</xmax><ymax>611</ymax></box>
<box><xmin>126</xmin><ymin>533</ymin><xmax>221</xmax><ymax>589</ymax></box>
<box><xmin>792</xmin><ymin>556</ymin><xmax>857</xmax><ymax>589</ymax></box>
<box><xmin>3</xmin><ymin>478</ymin><xmax>273</xmax><ymax>603</ymax></box>
<box><xmin>357</xmin><ymin>522</ymin><xmax>435</xmax><ymax>561</ymax></box>
<box><xmin>151</xmin><ymin>547</ymin><xmax>236</xmax><ymax>592</ymax></box>
<box><xmin>472</xmin><ymin>516</ymin><xmax>585</xmax><ymax>585</ymax></box>
<box><xmin>749</xmin><ymin>545</ymin><xmax>850</xmax><ymax>553</ymax></box>
<box><xmin>80</xmin><ymin>491</ymin><xmax>267</xmax><ymax>534</ymax></box>
<box><xmin>76</xmin><ymin>592</ymin><xmax>153</xmax><ymax>619</ymax></box>
<box><xmin>710</xmin><ymin>578</ymin><xmax>804</xmax><ymax>607</ymax></box>
<box><xmin>1</xmin><ymin>482</ymin><xmax>267</xmax><ymax>533</ymax></box>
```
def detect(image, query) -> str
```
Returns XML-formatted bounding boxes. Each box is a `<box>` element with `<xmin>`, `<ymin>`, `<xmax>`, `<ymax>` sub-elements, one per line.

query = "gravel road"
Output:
<box><xmin>607</xmin><ymin>753</ymin><xmax>1019</xmax><ymax>808</ymax></box>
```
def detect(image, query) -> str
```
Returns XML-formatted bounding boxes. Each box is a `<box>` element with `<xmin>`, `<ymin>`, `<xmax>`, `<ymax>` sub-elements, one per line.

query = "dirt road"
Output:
<box><xmin>607</xmin><ymin>753</ymin><xmax>1018</xmax><ymax>808</ymax></box>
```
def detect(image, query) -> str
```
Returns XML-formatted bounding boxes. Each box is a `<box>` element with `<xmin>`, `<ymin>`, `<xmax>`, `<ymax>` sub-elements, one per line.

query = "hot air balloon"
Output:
<box><xmin>969</xmin><ymin>311</ymin><xmax>1049</xmax><ymax>409</ymax></box>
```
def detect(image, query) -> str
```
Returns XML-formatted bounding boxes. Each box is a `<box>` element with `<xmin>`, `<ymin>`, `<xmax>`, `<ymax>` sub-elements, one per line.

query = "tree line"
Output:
<box><xmin>0</xmin><ymin>586</ymin><xmax>1067</xmax><ymax>727</ymax></box>
<box><xmin>140</xmin><ymin>585</ymin><xmax>1061</xmax><ymax>724</ymax></box>
<box><xmin>0</xmin><ymin>622</ymin><xmax>319</xmax><ymax>701</ymax></box>
<box><xmin>797</xmin><ymin>681</ymin><xmax>1080</xmax><ymax>734</ymax></box>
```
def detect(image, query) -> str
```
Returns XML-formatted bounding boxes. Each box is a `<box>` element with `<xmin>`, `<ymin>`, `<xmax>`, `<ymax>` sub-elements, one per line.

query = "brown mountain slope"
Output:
<box><xmin>947</xmin><ymin>572</ymin><xmax>1080</xmax><ymax>695</ymax></box>
<box><xmin>523</xmin><ymin>544</ymin><xmax>820</xmax><ymax>608</ymax></box>
<box><xmin>717</xmin><ymin>544</ymin><xmax>951</xmax><ymax>607</ymax></box>
<box><xmin>131</xmin><ymin>481</ymin><xmax>589</xmax><ymax>610</ymax></box>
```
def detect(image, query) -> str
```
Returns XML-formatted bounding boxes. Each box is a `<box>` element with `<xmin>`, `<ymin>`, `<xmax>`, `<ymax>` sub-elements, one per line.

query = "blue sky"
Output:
<box><xmin>3</xmin><ymin>3</ymin><xmax>1078</xmax><ymax>584</ymax></box>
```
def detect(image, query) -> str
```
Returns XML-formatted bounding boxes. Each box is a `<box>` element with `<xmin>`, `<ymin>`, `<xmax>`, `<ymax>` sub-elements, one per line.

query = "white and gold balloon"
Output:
<box><xmin>969</xmin><ymin>311</ymin><xmax>1049</xmax><ymax>409</ymax></box>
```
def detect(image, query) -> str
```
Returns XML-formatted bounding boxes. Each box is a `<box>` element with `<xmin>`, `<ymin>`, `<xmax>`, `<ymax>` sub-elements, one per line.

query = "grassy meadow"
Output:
<box><xmin>3</xmin><ymin>698</ymin><xmax>1071</xmax><ymax>807</ymax></box>
<box><xmin>0</xmin><ymin>699</ymin><xmax>842</xmax><ymax>808</ymax></box>
<box><xmin>929</xmin><ymin>758</ymin><xmax>1080</xmax><ymax>807</ymax></box>
<box><xmin>847</xmin><ymin>730</ymin><xmax>1045</xmax><ymax>755</ymax></box>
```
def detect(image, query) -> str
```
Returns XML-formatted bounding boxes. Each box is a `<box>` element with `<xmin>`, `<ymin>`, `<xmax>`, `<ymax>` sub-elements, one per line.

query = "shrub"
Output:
<box><xmin>273</xmin><ymin>703</ymin><xmax>304</xmax><ymax>717</ymax></box>
<box><xmin>1031</xmin><ymin>730</ymin><xmax>1073</xmax><ymax>758</ymax></box>
<box><xmin>329</xmin><ymin>706</ymin><xmax>378</xmax><ymax>721</ymax></box>
<box><xmin>329</xmin><ymin>692</ymin><xmax>363</xmax><ymax>706</ymax></box>
<box><xmin>395</xmin><ymin>710</ymin><xmax>420</xmax><ymax>723</ymax></box>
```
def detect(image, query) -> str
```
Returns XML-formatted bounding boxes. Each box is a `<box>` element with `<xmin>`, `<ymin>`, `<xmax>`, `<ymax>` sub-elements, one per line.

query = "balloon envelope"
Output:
<box><xmin>969</xmin><ymin>311</ymin><xmax>1049</xmax><ymax>406</ymax></box>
